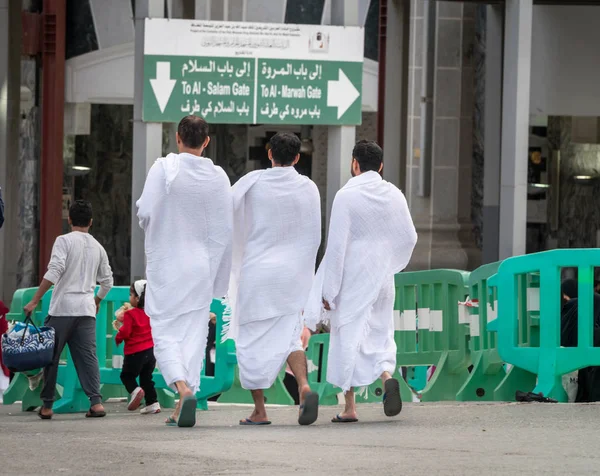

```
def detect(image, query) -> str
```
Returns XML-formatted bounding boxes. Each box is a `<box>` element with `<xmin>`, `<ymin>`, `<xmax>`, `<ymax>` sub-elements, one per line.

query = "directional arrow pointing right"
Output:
<box><xmin>327</xmin><ymin>69</ymin><xmax>360</xmax><ymax>120</ymax></box>
<box><xmin>150</xmin><ymin>62</ymin><xmax>177</xmax><ymax>114</ymax></box>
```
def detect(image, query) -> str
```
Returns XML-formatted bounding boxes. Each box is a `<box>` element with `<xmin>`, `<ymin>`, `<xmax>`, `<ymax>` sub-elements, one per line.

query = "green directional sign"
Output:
<box><xmin>143</xmin><ymin>19</ymin><xmax>364</xmax><ymax>125</ymax></box>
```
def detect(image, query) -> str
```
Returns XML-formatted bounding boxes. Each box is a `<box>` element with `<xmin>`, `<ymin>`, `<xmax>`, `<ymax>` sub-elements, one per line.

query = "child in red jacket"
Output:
<box><xmin>115</xmin><ymin>280</ymin><xmax>160</xmax><ymax>414</ymax></box>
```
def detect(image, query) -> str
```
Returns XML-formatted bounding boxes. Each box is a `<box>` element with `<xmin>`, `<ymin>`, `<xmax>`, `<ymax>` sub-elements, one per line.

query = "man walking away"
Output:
<box><xmin>24</xmin><ymin>200</ymin><xmax>114</xmax><ymax>420</ymax></box>
<box><xmin>305</xmin><ymin>140</ymin><xmax>417</xmax><ymax>423</ymax></box>
<box><xmin>227</xmin><ymin>132</ymin><xmax>321</xmax><ymax>426</ymax></box>
<box><xmin>137</xmin><ymin>115</ymin><xmax>233</xmax><ymax>428</ymax></box>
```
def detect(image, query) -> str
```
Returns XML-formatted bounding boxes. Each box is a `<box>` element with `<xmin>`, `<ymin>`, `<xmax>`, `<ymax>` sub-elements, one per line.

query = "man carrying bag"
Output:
<box><xmin>24</xmin><ymin>200</ymin><xmax>114</xmax><ymax>420</ymax></box>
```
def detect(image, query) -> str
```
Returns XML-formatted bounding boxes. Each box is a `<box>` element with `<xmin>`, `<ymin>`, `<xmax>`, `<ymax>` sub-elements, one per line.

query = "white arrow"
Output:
<box><xmin>327</xmin><ymin>69</ymin><xmax>360</xmax><ymax>120</ymax></box>
<box><xmin>150</xmin><ymin>62</ymin><xmax>176</xmax><ymax>114</ymax></box>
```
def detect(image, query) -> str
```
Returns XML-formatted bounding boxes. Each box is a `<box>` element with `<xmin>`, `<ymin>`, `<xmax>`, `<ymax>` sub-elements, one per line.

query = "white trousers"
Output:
<box><xmin>327</xmin><ymin>284</ymin><xmax>397</xmax><ymax>393</ymax></box>
<box><xmin>150</xmin><ymin>308</ymin><xmax>210</xmax><ymax>394</ymax></box>
<box><xmin>236</xmin><ymin>313</ymin><xmax>303</xmax><ymax>390</ymax></box>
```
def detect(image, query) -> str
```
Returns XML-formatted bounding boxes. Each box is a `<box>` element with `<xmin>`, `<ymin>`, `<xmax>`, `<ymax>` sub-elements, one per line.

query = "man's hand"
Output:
<box><xmin>24</xmin><ymin>301</ymin><xmax>37</xmax><ymax>316</ymax></box>
<box><xmin>95</xmin><ymin>296</ymin><xmax>102</xmax><ymax>315</ymax></box>
<box><xmin>322</xmin><ymin>299</ymin><xmax>331</xmax><ymax>311</ymax></box>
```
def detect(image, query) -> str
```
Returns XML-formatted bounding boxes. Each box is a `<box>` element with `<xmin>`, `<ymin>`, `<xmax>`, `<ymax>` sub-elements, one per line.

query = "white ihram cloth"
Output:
<box><xmin>225</xmin><ymin>167</ymin><xmax>321</xmax><ymax>390</ymax></box>
<box><xmin>137</xmin><ymin>153</ymin><xmax>233</xmax><ymax>393</ymax></box>
<box><xmin>304</xmin><ymin>171</ymin><xmax>417</xmax><ymax>392</ymax></box>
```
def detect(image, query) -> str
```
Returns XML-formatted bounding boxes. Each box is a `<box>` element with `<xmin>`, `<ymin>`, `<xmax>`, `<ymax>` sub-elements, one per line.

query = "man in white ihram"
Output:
<box><xmin>137</xmin><ymin>115</ymin><xmax>233</xmax><ymax>428</ymax></box>
<box><xmin>227</xmin><ymin>132</ymin><xmax>321</xmax><ymax>426</ymax></box>
<box><xmin>305</xmin><ymin>140</ymin><xmax>417</xmax><ymax>423</ymax></box>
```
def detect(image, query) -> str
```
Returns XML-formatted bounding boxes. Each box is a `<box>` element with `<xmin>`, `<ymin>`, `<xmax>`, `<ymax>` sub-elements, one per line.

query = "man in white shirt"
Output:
<box><xmin>226</xmin><ymin>133</ymin><xmax>321</xmax><ymax>426</ymax></box>
<box><xmin>137</xmin><ymin>115</ymin><xmax>233</xmax><ymax>428</ymax></box>
<box><xmin>25</xmin><ymin>200</ymin><xmax>114</xmax><ymax>420</ymax></box>
<box><xmin>305</xmin><ymin>140</ymin><xmax>417</xmax><ymax>423</ymax></box>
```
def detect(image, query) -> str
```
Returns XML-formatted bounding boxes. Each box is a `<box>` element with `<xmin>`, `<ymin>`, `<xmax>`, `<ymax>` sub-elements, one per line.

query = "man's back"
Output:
<box><xmin>46</xmin><ymin>231</ymin><xmax>113</xmax><ymax>318</ymax></box>
<box><xmin>322</xmin><ymin>171</ymin><xmax>417</xmax><ymax>323</ymax></box>
<box><xmin>137</xmin><ymin>153</ymin><xmax>233</xmax><ymax>317</ymax></box>
<box><xmin>236</xmin><ymin>167</ymin><xmax>321</xmax><ymax>323</ymax></box>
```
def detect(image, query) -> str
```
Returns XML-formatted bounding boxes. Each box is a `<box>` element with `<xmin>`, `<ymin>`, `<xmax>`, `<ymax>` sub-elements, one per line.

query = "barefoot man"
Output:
<box><xmin>137</xmin><ymin>115</ymin><xmax>233</xmax><ymax>427</ymax></box>
<box><xmin>305</xmin><ymin>140</ymin><xmax>417</xmax><ymax>423</ymax></box>
<box><xmin>226</xmin><ymin>132</ymin><xmax>321</xmax><ymax>425</ymax></box>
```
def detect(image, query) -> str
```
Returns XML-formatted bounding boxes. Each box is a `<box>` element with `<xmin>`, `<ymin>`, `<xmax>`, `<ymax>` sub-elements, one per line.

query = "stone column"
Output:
<box><xmin>325</xmin><ymin>0</ymin><xmax>360</xmax><ymax>224</ymax></box>
<box><xmin>406</xmin><ymin>1</ymin><xmax>480</xmax><ymax>271</ymax></box>
<box><xmin>0</xmin><ymin>0</ymin><xmax>21</xmax><ymax>301</ymax></box>
<box><xmin>498</xmin><ymin>0</ymin><xmax>533</xmax><ymax>260</ymax></box>
<box><xmin>131</xmin><ymin>0</ymin><xmax>164</xmax><ymax>281</ymax></box>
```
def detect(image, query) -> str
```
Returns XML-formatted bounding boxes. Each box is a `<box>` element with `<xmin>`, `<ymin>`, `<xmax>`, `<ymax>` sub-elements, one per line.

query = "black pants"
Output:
<box><xmin>120</xmin><ymin>348</ymin><xmax>158</xmax><ymax>406</ymax></box>
<box><xmin>42</xmin><ymin>316</ymin><xmax>102</xmax><ymax>409</ymax></box>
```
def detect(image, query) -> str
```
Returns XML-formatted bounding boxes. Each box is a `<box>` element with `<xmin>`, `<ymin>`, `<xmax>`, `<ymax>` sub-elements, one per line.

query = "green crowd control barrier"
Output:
<box><xmin>395</xmin><ymin>270</ymin><xmax>471</xmax><ymax>402</ymax></box>
<box><xmin>2</xmin><ymin>286</ymin><xmax>236</xmax><ymax>413</ymax></box>
<box><xmin>488</xmin><ymin>249</ymin><xmax>600</xmax><ymax>402</ymax></box>
<box><xmin>305</xmin><ymin>333</ymin><xmax>413</xmax><ymax>405</ymax></box>
<box><xmin>217</xmin><ymin>366</ymin><xmax>295</xmax><ymax>405</ymax></box>
<box><xmin>455</xmin><ymin>262</ymin><xmax>536</xmax><ymax>401</ymax></box>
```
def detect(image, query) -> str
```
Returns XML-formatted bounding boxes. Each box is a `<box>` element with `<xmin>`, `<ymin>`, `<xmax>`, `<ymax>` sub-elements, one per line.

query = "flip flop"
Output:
<box><xmin>177</xmin><ymin>395</ymin><xmax>197</xmax><ymax>428</ymax></box>
<box><xmin>85</xmin><ymin>408</ymin><xmax>107</xmax><ymax>418</ymax></box>
<box><xmin>38</xmin><ymin>409</ymin><xmax>53</xmax><ymax>420</ymax></box>
<box><xmin>239</xmin><ymin>418</ymin><xmax>272</xmax><ymax>426</ymax></box>
<box><xmin>331</xmin><ymin>414</ymin><xmax>358</xmax><ymax>423</ymax></box>
<box><xmin>165</xmin><ymin>416</ymin><xmax>177</xmax><ymax>427</ymax></box>
<box><xmin>298</xmin><ymin>391</ymin><xmax>319</xmax><ymax>426</ymax></box>
<box><xmin>383</xmin><ymin>378</ymin><xmax>403</xmax><ymax>417</ymax></box>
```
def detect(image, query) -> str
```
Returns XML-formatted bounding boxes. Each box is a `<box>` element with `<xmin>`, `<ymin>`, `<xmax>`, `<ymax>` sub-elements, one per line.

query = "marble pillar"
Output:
<box><xmin>471</xmin><ymin>5</ymin><xmax>485</xmax><ymax>252</ymax></box>
<box><xmin>406</xmin><ymin>0</ymin><xmax>480</xmax><ymax>271</ymax></box>
<box><xmin>17</xmin><ymin>78</ymin><xmax>40</xmax><ymax>290</ymax></box>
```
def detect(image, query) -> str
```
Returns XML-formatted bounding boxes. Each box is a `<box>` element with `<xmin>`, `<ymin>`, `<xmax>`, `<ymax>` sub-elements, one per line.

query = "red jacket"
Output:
<box><xmin>115</xmin><ymin>307</ymin><xmax>154</xmax><ymax>355</ymax></box>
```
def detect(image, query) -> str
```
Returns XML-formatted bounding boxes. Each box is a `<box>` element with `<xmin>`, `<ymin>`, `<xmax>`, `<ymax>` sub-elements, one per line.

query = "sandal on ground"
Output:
<box><xmin>177</xmin><ymin>395</ymin><xmax>197</xmax><ymax>428</ymax></box>
<box><xmin>331</xmin><ymin>414</ymin><xmax>358</xmax><ymax>423</ymax></box>
<box><xmin>85</xmin><ymin>408</ymin><xmax>106</xmax><ymax>418</ymax></box>
<box><xmin>298</xmin><ymin>392</ymin><xmax>319</xmax><ymax>426</ymax></box>
<box><xmin>239</xmin><ymin>418</ymin><xmax>271</xmax><ymax>425</ymax></box>
<box><xmin>383</xmin><ymin>378</ymin><xmax>402</xmax><ymax>417</ymax></box>
<box><xmin>38</xmin><ymin>409</ymin><xmax>53</xmax><ymax>420</ymax></box>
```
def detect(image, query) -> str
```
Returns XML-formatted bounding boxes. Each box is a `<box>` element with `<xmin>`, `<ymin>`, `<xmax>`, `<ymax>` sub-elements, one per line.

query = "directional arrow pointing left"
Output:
<box><xmin>327</xmin><ymin>69</ymin><xmax>360</xmax><ymax>120</ymax></box>
<box><xmin>150</xmin><ymin>62</ymin><xmax>176</xmax><ymax>114</ymax></box>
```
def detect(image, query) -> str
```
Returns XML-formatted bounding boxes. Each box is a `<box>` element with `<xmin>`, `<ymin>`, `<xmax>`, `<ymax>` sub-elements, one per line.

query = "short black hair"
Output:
<box><xmin>130</xmin><ymin>282</ymin><xmax>146</xmax><ymax>309</ymax></box>
<box><xmin>352</xmin><ymin>140</ymin><xmax>383</xmax><ymax>173</ymax></box>
<box><xmin>69</xmin><ymin>200</ymin><xmax>93</xmax><ymax>227</ymax></box>
<box><xmin>269</xmin><ymin>132</ymin><xmax>301</xmax><ymax>166</ymax></box>
<box><xmin>562</xmin><ymin>278</ymin><xmax>578</xmax><ymax>300</ymax></box>
<box><xmin>178</xmin><ymin>115</ymin><xmax>209</xmax><ymax>149</ymax></box>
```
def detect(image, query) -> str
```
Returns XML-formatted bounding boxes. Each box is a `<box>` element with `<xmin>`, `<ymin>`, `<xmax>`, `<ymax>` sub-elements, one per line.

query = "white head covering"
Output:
<box><xmin>134</xmin><ymin>279</ymin><xmax>147</xmax><ymax>297</ymax></box>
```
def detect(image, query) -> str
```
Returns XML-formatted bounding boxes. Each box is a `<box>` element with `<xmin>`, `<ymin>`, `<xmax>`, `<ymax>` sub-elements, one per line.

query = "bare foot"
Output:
<box><xmin>299</xmin><ymin>384</ymin><xmax>312</xmax><ymax>406</ymax></box>
<box><xmin>241</xmin><ymin>408</ymin><xmax>269</xmax><ymax>424</ymax></box>
<box><xmin>336</xmin><ymin>410</ymin><xmax>358</xmax><ymax>420</ymax></box>
<box><xmin>90</xmin><ymin>403</ymin><xmax>105</xmax><ymax>413</ymax></box>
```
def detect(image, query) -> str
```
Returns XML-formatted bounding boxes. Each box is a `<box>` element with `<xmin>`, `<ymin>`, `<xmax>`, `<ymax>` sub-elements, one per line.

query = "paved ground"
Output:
<box><xmin>1</xmin><ymin>401</ymin><xmax>599</xmax><ymax>475</ymax></box>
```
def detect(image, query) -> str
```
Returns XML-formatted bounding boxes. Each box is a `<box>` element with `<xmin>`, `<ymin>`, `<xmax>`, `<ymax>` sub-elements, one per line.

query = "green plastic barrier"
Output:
<box><xmin>455</xmin><ymin>262</ymin><xmax>537</xmax><ymax>401</ymax></box>
<box><xmin>3</xmin><ymin>286</ymin><xmax>236</xmax><ymax>413</ymax></box>
<box><xmin>217</xmin><ymin>366</ymin><xmax>295</xmax><ymax>405</ymax></box>
<box><xmin>306</xmin><ymin>332</ymin><xmax>414</xmax><ymax>406</ymax></box>
<box><xmin>488</xmin><ymin>249</ymin><xmax>600</xmax><ymax>402</ymax></box>
<box><xmin>395</xmin><ymin>270</ymin><xmax>471</xmax><ymax>401</ymax></box>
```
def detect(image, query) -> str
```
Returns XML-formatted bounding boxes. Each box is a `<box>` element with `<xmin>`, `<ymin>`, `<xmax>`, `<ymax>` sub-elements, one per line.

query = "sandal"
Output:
<box><xmin>85</xmin><ymin>408</ymin><xmax>107</xmax><ymax>418</ymax></box>
<box><xmin>165</xmin><ymin>416</ymin><xmax>177</xmax><ymax>426</ymax></box>
<box><xmin>38</xmin><ymin>409</ymin><xmax>53</xmax><ymax>420</ymax></box>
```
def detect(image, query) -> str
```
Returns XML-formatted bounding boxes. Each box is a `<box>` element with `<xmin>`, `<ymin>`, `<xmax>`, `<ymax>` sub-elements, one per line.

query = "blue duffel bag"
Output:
<box><xmin>1</xmin><ymin>315</ymin><xmax>55</xmax><ymax>372</ymax></box>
